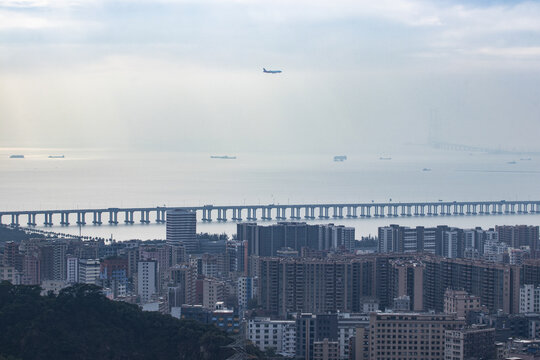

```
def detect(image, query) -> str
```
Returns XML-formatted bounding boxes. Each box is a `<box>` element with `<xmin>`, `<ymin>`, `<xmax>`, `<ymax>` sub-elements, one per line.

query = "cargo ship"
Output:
<box><xmin>210</xmin><ymin>155</ymin><xmax>237</xmax><ymax>160</ymax></box>
<box><xmin>333</xmin><ymin>155</ymin><xmax>347</xmax><ymax>162</ymax></box>
<box><xmin>9</xmin><ymin>155</ymin><xmax>24</xmax><ymax>159</ymax></box>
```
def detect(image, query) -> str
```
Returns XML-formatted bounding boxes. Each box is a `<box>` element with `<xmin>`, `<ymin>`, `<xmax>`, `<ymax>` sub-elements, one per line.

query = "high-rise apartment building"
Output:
<box><xmin>39</xmin><ymin>241</ymin><xmax>67</xmax><ymax>281</ymax></box>
<box><xmin>296</xmin><ymin>314</ymin><xmax>338</xmax><ymax>360</ymax></box>
<box><xmin>237</xmin><ymin>222</ymin><xmax>355</xmax><ymax>258</ymax></box>
<box><xmin>423</xmin><ymin>257</ymin><xmax>520</xmax><ymax>314</ymax></box>
<box><xmin>496</xmin><ymin>225</ymin><xmax>539</xmax><ymax>255</ymax></box>
<box><xmin>519</xmin><ymin>284</ymin><xmax>540</xmax><ymax>313</ymax></box>
<box><xmin>78</xmin><ymin>259</ymin><xmax>100</xmax><ymax>284</ymax></box>
<box><xmin>166</xmin><ymin>209</ymin><xmax>197</xmax><ymax>253</ymax></box>
<box><xmin>66</xmin><ymin>256</ymin><xmax>78</xmax><ymax>283</ymax></box>
<box><xmin>137</xmin><ymin>260</ymin><xmax>158</xmax><ymax>304</ymax></box>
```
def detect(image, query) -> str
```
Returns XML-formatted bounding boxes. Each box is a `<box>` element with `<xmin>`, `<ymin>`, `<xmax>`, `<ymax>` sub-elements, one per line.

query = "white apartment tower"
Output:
<box><xmin>138</xmin><ymin>260</ymin><xmax>158</xmax><ymax>304</ymax></box>
<box><xmin>166</xmin><ymin>209</ymin><xmax>197</xmax><ymax>253</ymax></box>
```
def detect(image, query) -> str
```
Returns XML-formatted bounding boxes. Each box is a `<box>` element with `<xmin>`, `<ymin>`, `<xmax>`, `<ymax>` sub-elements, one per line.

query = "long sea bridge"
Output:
<box><xmin>1</xmin><ymin>200</ymin><xmax>539</xmax><ymax>227</ymax></box>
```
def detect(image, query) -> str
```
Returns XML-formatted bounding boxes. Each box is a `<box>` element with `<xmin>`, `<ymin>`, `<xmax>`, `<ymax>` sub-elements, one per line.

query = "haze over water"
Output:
<box><xmin>1</xmin><ymin>146</ymin><xmax>539</xmax><ymax>240</ymax></box>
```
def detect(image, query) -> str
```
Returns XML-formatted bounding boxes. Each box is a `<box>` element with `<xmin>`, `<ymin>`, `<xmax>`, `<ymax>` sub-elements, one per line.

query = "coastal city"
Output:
<box><xmin>2</xmin><ymin>0</ymin><xmax>540</xmax><ymax>358</ymax></box>
<box><xmin>2</xmin><ymin>209</ymin><xmax>540</xmax><ymax>359</ymax></box>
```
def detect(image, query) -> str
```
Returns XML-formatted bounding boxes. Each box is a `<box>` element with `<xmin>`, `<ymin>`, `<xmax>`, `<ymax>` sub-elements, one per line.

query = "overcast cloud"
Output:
<box><xmin>0</xmin><ymin>0</ymin><xmax>539</xmax><ymax>153</ymax></box>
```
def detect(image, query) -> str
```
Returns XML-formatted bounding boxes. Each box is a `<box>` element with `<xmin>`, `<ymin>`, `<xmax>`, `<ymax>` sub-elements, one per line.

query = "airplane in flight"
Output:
<box><xmin>263</xmin><ymin>68</ymin><xmax>282</xmax><ymax>74</ymax></box>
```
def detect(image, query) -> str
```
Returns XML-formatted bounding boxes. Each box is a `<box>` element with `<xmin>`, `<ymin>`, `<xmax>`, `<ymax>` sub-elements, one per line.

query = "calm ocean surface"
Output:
<box><xmin>1</xmin><ymin>147</ymin><xmax>539</xmax><ymax>240</ymax></box>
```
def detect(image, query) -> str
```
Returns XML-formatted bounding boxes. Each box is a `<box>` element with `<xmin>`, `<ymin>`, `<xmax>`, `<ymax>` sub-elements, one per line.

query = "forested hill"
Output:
<box><xmin>0</xmin><ymin>282</ymin><xmax>233</xmax><ymax>360</ymax></box>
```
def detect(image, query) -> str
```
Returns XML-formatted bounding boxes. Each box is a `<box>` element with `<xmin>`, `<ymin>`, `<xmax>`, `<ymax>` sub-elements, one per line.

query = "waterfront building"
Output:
<box><xmin>166</xmin><ymin>209</ymin><xmax>197</xmax><ymax>253</ymax></box>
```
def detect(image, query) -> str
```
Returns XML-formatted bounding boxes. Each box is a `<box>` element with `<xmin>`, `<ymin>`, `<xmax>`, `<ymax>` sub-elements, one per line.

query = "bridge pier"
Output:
<box><xmin>27</xmin><ymin>213</ymin><xmax>36</xmax><ymax>226</ymax></box>
<box><xmin>275</xmin><ymin>207</ymin><xmax>285</xmax><ymax>220</ymax></box>
<box><xmin>93</xmin><ymin>211</ymin><xmax>102</xmax><ymax>225</ymax></box>
<box><xmin>232</xmin><ymin>208</ymin><xmax>243</xmax><ymax>221</ymax></box>
<box><xmin>414</xmin><ymin>205</ymin><xmax>419</xmax><ymax>216</ymax></box>
<box><xmin>219</xmin><ymin>209</ymin><xmax>228</xmax><ymax>221</ymax></box>
<box><xmin>109</xmin><ymin>211</ymin><xmax>118</xmax><ymax>225</ymax></box>
<box><xmin>10</xmin><ymin>214</ymin><xmax>19</xmax><ymax>227</ymax></box>
<box><xmin>247</xmin><ymin>208</ymin><xmax>257</xmax><ymax>221</ymax></box>
<box><xmin>77</xmin><ymin>212</ymin><xmax>87</xmax><ymax>225</ymax></box>
<box><xmin>60</xmin><ymin>212</ymin><xmax>70</xmax><ymax>226</ymax></box>
<box><xmin>156</xmin><ymin>209</ymin><xmax>164</xmax><ymax>223</ymax></box>
<box><xmin>365</xmin><ymin>206</ymin><xmax>371</xmax><ymax>218</ymax></box>
<box><xmin>44</xmin><ymin>213</ymin><xmax>53</xmax><ymax>226</ymax></box>
<box><xmin>124</xmin><ymin>211</ymin><xmax>133</xmax><ymax>224</ymax></box>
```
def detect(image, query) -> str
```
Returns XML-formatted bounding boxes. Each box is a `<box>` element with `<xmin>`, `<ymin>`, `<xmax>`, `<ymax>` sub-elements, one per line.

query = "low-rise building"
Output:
<box><xmin>246</xmin><ymin>317</ymin><xmax>296</xmax><ymax>357</ymax></box>
<box><xmin>369</xmin><ymin>312</ymin><xmax>465</xmax><ymax>360</ymax></box>
<box><xmin>444</xmin><ymin>326</ymin><xmax>495</xmax><ymax>360</ymax></box>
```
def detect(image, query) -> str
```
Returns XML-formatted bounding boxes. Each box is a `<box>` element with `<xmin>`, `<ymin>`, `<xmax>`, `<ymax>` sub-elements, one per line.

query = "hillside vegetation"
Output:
<box><xmin>0</xmin><ymin>282</ymin><xmax>233</xmax><ymax>360</ymax></box>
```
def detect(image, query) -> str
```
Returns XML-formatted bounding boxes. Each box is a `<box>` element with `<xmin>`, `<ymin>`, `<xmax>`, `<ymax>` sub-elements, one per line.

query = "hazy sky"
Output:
<box><xmin>1</xmin><ymin>0</ymin><xmax>539</xmax><ymax>153</ymax></box>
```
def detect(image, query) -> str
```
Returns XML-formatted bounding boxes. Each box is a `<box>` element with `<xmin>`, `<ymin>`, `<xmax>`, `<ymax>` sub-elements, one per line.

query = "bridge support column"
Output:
<box><xmin>77</xmin><ymin>212</ymin><xmax>86</xmax><ymax>225</ymax></box>
<box><xmin>27</xmin><ymin>213</ymin><xmax>36</xmax><ymax>226</ymax></box>
<box><xmin>156</xmin><ymin>210</ymin><xmax>163</xmax><ymax>223</ymax></box>
<box><xmin>44</xmin><ymin>213</ymin><xmax>53</xmax><ymax>226</ymax></box>
<box><xmin>222</xmin><ymin>209</ymin><xmax>228</xmax><ymax>221</ymax></box>
<box><xmin>374</xmin><ymin>206</ymin><xmax>379</xmax><ymax>217</ymax></box>
<box><xmin>393</xmin><ymin>205</ymin><xmax>399</xmax><ymax>217</ymax></box>
<box><xmin>124</xmin><ymin>211</ymin><xmax>133</xmax><ymax>224</ymax></box>
<box><xmin>414</xmin><ymin>205</ymin><xmax>419</xmax><ymax>216</ymax></box>
<box><xmin>420</xmin><ymin>205</ymin><xmax>425</xmax><ymax>216</ymax></box>
<box><xmin>61</xmin><ymin>212</ymin><xmax>70</xmax><ymax>226</ymax></box>
<box><xmin>407</xmin><ymin>206</ymin><xmax>412</xmax><ymax>217</ymax></box>
<box><xmin>236</xmin><ymin>209</ymin><xmax>243</xmax><ymax>221</ymax></box>
<box><xmin>366</xmin><ymin>206</ymin><xmax>371</xmax><ymax>218</ymax></box>
<box><xmin>109</xmin><ymin>211</ymin><xmax>118</xmax><ymax>225</ymax></box>
<box><xmin>10</xmin><ymin>214</ymin><xmax>19</xmax><ymax>227</ymax></box>
<box><xmin>93</xmin><ymin>212</ymin><xmax>102</xmax><ymax>225</ymax></box>
<box><xmin>252</xmin><ymin>208</ymin><xmax>258</xmax><ymax>221</ymax></box>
